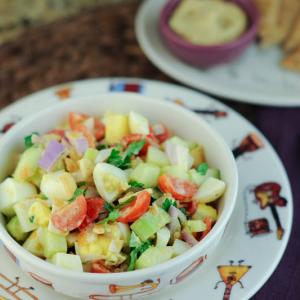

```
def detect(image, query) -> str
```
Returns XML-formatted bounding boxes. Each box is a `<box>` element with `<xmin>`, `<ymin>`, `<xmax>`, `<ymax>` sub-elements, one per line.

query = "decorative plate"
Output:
<box><xmin>135</xmin><ymin>0</ymin><xmax>300</xmax><ymax>107</ymax></box>
<box><xmin>0</xmin><ymin>78</ymin><xmax>292</xmax><ymax>300</ymax></box>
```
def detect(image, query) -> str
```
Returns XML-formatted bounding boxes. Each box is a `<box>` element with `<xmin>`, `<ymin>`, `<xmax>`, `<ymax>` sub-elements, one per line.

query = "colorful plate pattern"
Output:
<box><xmin>0</xmin><ymin>78</ymin><xmax>292</xmax><ymax>300</ymax></box>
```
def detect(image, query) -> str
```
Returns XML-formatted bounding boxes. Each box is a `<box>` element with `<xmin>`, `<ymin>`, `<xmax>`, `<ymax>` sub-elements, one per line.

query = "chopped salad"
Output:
<box><xmin>0</xmin><ymin>111</ymin><xmax>226</xmax><ymax>273</ymax></box>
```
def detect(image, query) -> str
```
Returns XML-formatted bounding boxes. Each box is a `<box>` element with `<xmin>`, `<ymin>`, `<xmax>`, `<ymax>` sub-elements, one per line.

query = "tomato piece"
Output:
<box><xmin>121</xmin><ymin>134</ymin><xmax>158</xmax><ymax>155</ymax></box>
<box><xmin>48</xmin><ymin>129</ymin><xmax>65</xmax><ymax>138</ymax></box>
<box><xmin>117</xmin><ymin>190</ymin><xmax>151</xmax><ymax>223</ymax></box>
<box><xmin>79</xmin><ymin>197</ymin><xmax>105</xmax><ymax>230</ymax></box>
<box><xmin>201</xmin><ymin>217</ymin><xmax>213</xmax><ymax>240</ymax></box>
<box><xmin>186</xmin><ymin>200</ymin><xmax>198</xmax><ymax>215</ymax></box>
<box><xmin>158</xmin><ymin>175</ymin><xmax>198</xmax><ymax>201</ymax></box>
<box><xmin>69</xmin><ymin>112</ymin><xmax>96</xmax><ymax>147</ymax></box>
<box><xmin>51</xmin><ymin>195</ymin><xmax>87</xmax><ymax>232</ymax></box>
<box><xmin>94</xmin><ymin>119</ymin><xmax>105</xmax><ymax>141</ymax></box>
<box><xmin>151</xmin><ymin>123</ymin><xmax>170</xmax><ymax>143</ymax></box>
<box><xmin>91</xmin><ymin>260</ymin><xmax>111</xmax><ymax>273</ymax></box>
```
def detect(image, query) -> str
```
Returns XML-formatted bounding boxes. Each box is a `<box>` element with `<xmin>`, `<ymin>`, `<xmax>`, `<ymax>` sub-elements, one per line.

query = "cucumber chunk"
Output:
<box><xmin>189</xmin><ymin>169</ymin><xmax>206</xmax><ymax>185</ymax></box>
<box><xmin>49</xmin><ymin>253</ymin><xmax>83</xmax><ymax>272</ymax></box>
<box><xmin>172</xmin><ymin>239</ymin><xmax>191</xmax><ymax>257</ymax></box>
<box><xmin>130</xmin><ymin>163</ymin><xmax>160</xmax><ymax>188</ymax></box>
<box><xmin>136</xmin><ymin>246</ymin><xmax>173</xmax><ymax>269</ymax></box>
<box><xmin>13</xmin><ymin>147</ymin><xmax>43</xmax><ymax>181</ymax></box>
<box><xmin>14</xmin><ymin>199</ymin><xmax>38</xmax><ymax>232</ymax></box>
<box><xmin>156</xmin><ymin>227</ymin><xmax>171</xmax><ymax>247</ymax></box>
<box><xmin>6</xmin><ymin>216</ymin><xmax>29</xmax><ymax>242</ymax></box>
<box><xmin>23</xmin><ymin>230</ymin><xmax>44</xmax><ymax>257</ymax></box>
<box><xmin>131</xmin><ymin>206</ymin><xmax>170</xmax><ymax>241</ymax></box>
<box><xmin>161</xmin><ymin>165</ymin><xmax>189</xmax><ymax>180</ymax></box>
<box><xmin>146</xmin><ymin>146</ymin><xmax>169</xmax><ymax>167</ymax></box>
<box><xmin>129</xmin><ymin>111</ymin><xmax>149</xmax><ymax>135</ymax></box>
<box><xmin>104</xmin><ymin>112</ymin><xmax>129</xmax><ymax>144</ymax></box>
<box><xmin>189</xmin><ymin>144</ymin><xmax>205</xmax><ymax>167</ymax></box>
<box><xmin>0</xmin><ymin>178</ymin><xmax>37</xmax><ymax>216</ymax></box>
<box><xmin>192</xmin><ymin>203</ymin><xmax>218</xmax><ymax>221</ymax></box>
<box><xmin>193</xmin><ymin>177</ymin><xmax>226</xmax><ymax>203</ymax></box>
<box><xmin>39</xmin><ymin>228</ymin><xmax>67</xmax><ymax>258</ymax></box>
<box><xmin>185</xmin><ymin>220</ymin><xmax>207</xmax><ymax>232</ymax></box>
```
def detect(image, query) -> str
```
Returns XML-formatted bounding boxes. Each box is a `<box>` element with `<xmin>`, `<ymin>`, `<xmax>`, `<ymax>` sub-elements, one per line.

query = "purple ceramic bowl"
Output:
<box><xmin>159</xmin><ymin>0</ymin><xmax>259</xmax><ymax>69</ymax></box>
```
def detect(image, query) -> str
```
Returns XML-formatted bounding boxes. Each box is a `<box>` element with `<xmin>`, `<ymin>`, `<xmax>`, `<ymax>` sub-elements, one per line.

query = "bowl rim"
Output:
<box><xmin>0</xmin><ymin>92</ymin><xmax>238</xmax><ymax>282</ymax></box>
<box><xmin>159</xmin><ymin>0</ymin><xmax>259</xmax><ymax>51</ymax></box>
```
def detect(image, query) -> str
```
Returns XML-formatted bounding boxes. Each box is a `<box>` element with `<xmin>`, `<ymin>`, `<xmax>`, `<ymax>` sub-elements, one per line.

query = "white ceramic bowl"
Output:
<box><xmin>0</xmin><ymin>93</ymin><xmax>238</xmax><ymax>299</ymax></box>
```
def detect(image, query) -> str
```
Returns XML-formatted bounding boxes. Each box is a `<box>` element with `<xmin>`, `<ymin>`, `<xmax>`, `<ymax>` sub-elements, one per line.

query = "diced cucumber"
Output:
<box><xmin>189</xmin><ymin>169</ymin><xmax>206</xmax><ymax>186</ymax></box>
<box><xmin>172</xmin><ymin>239</ymin><xmax>191</xmax><ymax>257</ymax></box>
<box><xmin>136</xmin><ymin>246</ymin><xmax>173</xmax><ymax>269</ymax></box>
<box><xmin>131</xmin><ymin>206</ymin><xmax>170</xmax><ymax>241</ymax></box>
<box><xmin>39</xmin><ymin>228</ymin><xmax>67</xmax><ymax>258</ymax></box>
<box><xmin>161</xmin><ymin>165</ymin><xmax>189</xmax><ymax>180</ymax></box>
<box><xmin>117</xmin><ymin>222</ymin><xmax>131</xmax><ymax>246</ymax></box>
<box><xmin>185</xmin><ymin>220</ymin><xmax>206</xmax><ymax>232</ymax></box>
<box><xmin>14</xmin><ymin>200</ymin><xmax>38</xmax><ymax>232</ymax></box>
<box><xmin>163</xmin><ymin>136</ymin><xmax>189</xmax><ymax>149</ymax></box>
<box><xmin>129</xmin><ymin>111</ymin><xmax>149</xmax><ymax>135</ymax></box>
<box><xmin>146</xmin><ymin>146</ymin><xmax>169</xmax><ymax>167</ymax></box>
<box><xmin>104</xmin><ymin>112</ymin><xmax>129</xmax><ymax>144</ymax></box>
<box><xmin>206</xmin><ymin>168</ymin><xmax>220</xmax><ymax>179</ymax></box>
<box><xmin>13</xmin><ymin>146</ymin><xmax>44</xmax><ymax>181</ymax></box>
<box><xmin>28</xmin><ymin>201</ymin><xmax>51</xmax><ymax>227</ymax></box>
<box><xmin>23</xmin><ymin>230</ymin><xmax>44</xmax><ymax>257</ymax></box>
<box><xmin>189</xmin><ymin>144</ymin><xmax>205</xmax><ymax>167</ymax></box>
<box><xmin>192</xmin><ymin>203</ymin><xmax>218</xmax><ymax>222</ymax></box>
<box><xmin>193</xmin><ymin>177</ymin><xmax>226</xmax><ymax>203</ymax></box>
<box><xmin>0</xmin><ymin>178</ymin><xmax>37</xmax><ymax>216</ymax></box>
<box><xmin>84</xmin><ymin>148</ymin><xmax>99</xmax><ymax>162</ymax></box>
<box><xmin>130</xmin><ymin>163</ymin><xmax>160</xmax><ymax>188</ymax></box>
<box><xmin>164</xmin><ymin>141</ymin><xmax>193</xmax><ymax>171</ymax></box>
<box><xmin>28</xmin><ymin>169</ymin><xmax>44</xmax><ymax>187</ymax></box>
<box><xmin>6</xmin><ymin>216</ymin><xmax>29</xmax><ymax>242</ymax></box>
<box><xmin>156</xmin><ymin>227</ymin><xmax>170</xmax><ymax>247</ymax></box>
<box><xmin>40</xmin><ymin>171</ymin><xmax>77</xmax><ymax>202</ymax></box>
<box><xmin>49</xmin><ymin>253</ymin><xmax>83</xmax><ymax>272</ymax></box>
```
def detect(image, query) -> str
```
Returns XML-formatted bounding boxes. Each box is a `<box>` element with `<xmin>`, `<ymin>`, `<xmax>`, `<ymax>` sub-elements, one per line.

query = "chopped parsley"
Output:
<box><xmin>68</xmin><ymin>188</ymin><xmax>86</xmax><ymax>203</ymax></box>
<box><xmin>99</xmin><ymin>209</ymin><xmax>120</xmax><ymax>224</ymax></box>
<box><xmin>77</xmin><ymin>181</ymin><xmax>87</xmax><ymax>188</ymax></box>
<box><xmin>29</xmin><ymin>216</ymin><xmax>35</xmax><ymax>223</ymax></box>
<box><xmin>179</xmin><ymin>207</ymin><xmax>188</xmax><ymax>216</ymax></box>
<box><xmin>107</xmin><ymin>141</ymin><xmax>146</xmax><ymax>170</ymax></box>
<box><xmin>128</xmin><ymin>240</ymin><xmax>152</xmax><ymax>271</ymax></box>
<box><xmin>104</xmin><ymin>202</ymin><xmax>115</xmax><ymax>213</ymax></box>
<box><xmin>196</xmin><ymin>163</ymin><xmax>208</xmax><ymax>175</ymax></box>
<box><xmin>162</xmin><ymin>198</ymin><xmax>177</xmax><ymax>212</ymax></box>
<box><xmin>96</xmin><ymin>144</ymin><xmax>109</xmax><ymax>151</ymax></box>
<box><xmin>24</xmin><ymin>132</ymin><xmax>39</xmax><ymax>149</ymax></box>
<box><xmin>116</xmin><ymin>195</ymin><xmax>136</xmax><ymax>209</ymax></box>
<box><xmin>129</xmin><ymin>181</ymin><xmax>144</xmax><ymax>188</ymax></box>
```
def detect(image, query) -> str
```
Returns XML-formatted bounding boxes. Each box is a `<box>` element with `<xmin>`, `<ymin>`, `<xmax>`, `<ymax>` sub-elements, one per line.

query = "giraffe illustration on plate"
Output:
<box><xmin>215</xmin><ymin>260</ymin><xmax>251</xmax><ymax>300</ymax></box>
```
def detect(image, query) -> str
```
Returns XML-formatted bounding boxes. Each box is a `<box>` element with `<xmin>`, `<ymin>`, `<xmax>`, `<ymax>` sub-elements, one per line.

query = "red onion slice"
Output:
<box><xmin>181</xmin><ymin>229</ymin><xmax>198</xmax><ymax>246</ymax></box>
<box><xmin>74</xmin><ymin>137</ymin><xmax>89</xmax><ymax>155</ymax></box>
<box><xmin>39</xmin><ymin>140</ymin><xmax>65</xmax><ymax>171</ymax></box>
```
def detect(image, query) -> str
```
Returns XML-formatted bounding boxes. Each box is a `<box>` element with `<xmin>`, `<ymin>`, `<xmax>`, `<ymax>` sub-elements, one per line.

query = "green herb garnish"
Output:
<box><xmin>104</xmin><ymin>202</ymin><xmax>115</xmax><ymax>213</ymax></box>
<box><xmin>115</xmin><ymin>195</ymin><xmax>136</xmax><ymax>209</ymax></box>
<box><xmin>107</xmin><ymin>140</ymin><xmax>146</xmax><ymax>170</ymax></box>
<box><xmin>162</xmin><ymin>198</ymin><xmax>177</xmax><ymax>212</ymax></box>
<box><xmin>129</xmin><ymin>181</ymin><xmax>144</xmax><ymax>188</ymax></box>
<box><xmin>29</xmin><ymin>216</ymin><xmax>35</xmax><ymax>223</ymax></box>
<box><xmin>179</xmin><ymin>207</ymin><xmax>188</xmax><ymax>216</ymax></box>
<box><xmin>96</xmin><ymin>144</ymin><xmax>109</xmax><ymax>151</ymax></box>
<box><xmin>196</xmin><ymin>163</ymin><xmax>208</xmax><ymax>175</ymax></box>
<box><xmin>77</xmin><ymin>181</ymin><xmax>87</xmax><ymax>188</ymax></box>
<box><xmin>24</xmin><ymin>132</ymin><xmax>39</xmax><ymax>149</ymax></box>
<box><xmin>40</xmin><ymin>194</ymin><xmax>48</xmax><ymax>200</ymax></box>
<box><xmin>68</xmin><ymin>188</ymin><xmax>85</xmax><ymax>203</ymax></box>
<box><xmin>128</xmin><ymin>240</ymin><xmax>152</xmax><ymax>271</ymax></box>
<box><xmin>100</xmin><ymin>209</ymin><xmax>120</xmax><ymax>224</ymax></box>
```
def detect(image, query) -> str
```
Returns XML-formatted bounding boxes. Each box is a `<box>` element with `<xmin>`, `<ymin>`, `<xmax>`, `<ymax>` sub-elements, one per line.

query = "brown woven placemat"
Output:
<box><xmin>0</xmin><ymin>1</ymin><xmax>170</xmax><ymax>109</ymax></box>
